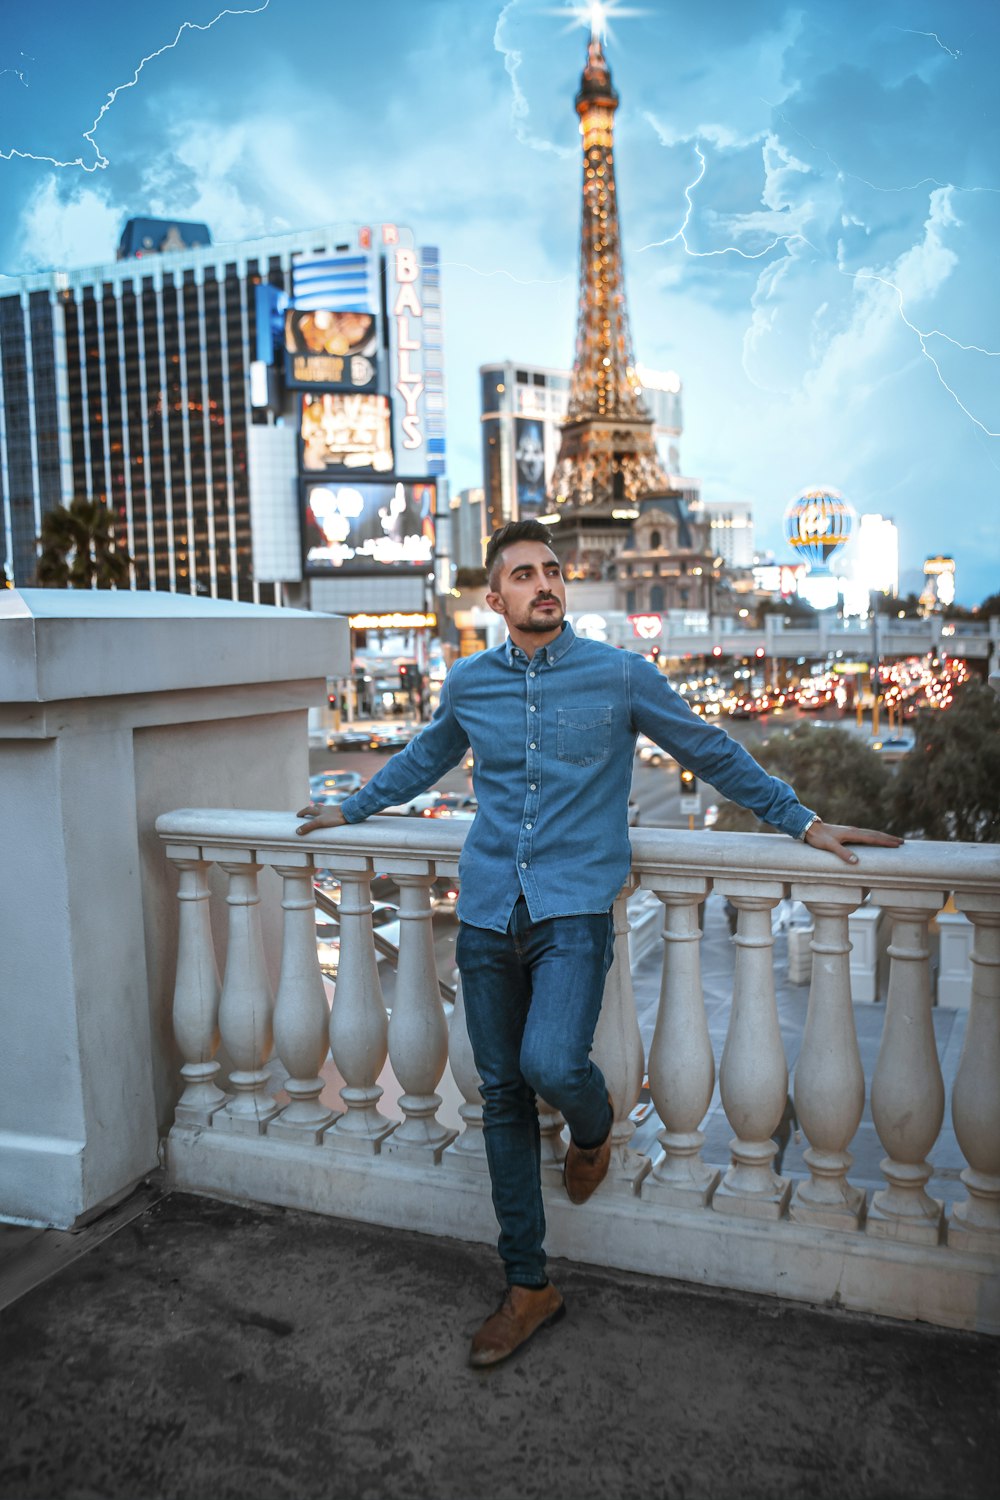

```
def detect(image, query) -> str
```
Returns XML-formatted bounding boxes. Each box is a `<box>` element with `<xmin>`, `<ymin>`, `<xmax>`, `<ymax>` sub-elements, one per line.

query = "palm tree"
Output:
<box><xmin>36</xmin><ymin>499</ymin><xmax>133</xmax><ymax>589</ymax></box>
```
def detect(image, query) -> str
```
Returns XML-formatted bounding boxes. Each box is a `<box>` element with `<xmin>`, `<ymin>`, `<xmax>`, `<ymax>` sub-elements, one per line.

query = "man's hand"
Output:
<box><xmin>296</xmin><ymin>802</ymin><xmax>348</xmax><ymax>836</ymax></box>
<box><xmin>804</xmin><ymin>819</ymin><xmax>903</xmax><ymax>865</ymax></box>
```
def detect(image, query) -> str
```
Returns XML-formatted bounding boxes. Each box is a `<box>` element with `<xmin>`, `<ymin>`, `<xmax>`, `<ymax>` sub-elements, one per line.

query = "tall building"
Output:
<box><xmin>545</xmin><ymin>25</ymin><xmax>671</xmax><ymax>578</ymax></box>
<box><xmin>700</xmin><ymin>499</ymin><xmax>755</xmax><ymax>569</ymax></box>
<box><xmin>449</xmin><ymin>486</ymin><xmax>486</xmax><ymax>572</ymax></box>
<box><xmin>478</xmin><ymin>357</ymin><xmax>688</xmax><ymax>534</ymax></box>
<box><xmin>0</xmin><ymin>217</ymin><xmax>445</xmax><ymax>613</ymax></box>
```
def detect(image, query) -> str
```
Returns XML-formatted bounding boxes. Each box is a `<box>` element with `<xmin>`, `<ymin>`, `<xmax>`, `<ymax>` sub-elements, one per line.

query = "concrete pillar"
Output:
<box><xmin>0</xmin><ymin>588</ymin><xmax>347</xmax><ymax>1227</ymax></box>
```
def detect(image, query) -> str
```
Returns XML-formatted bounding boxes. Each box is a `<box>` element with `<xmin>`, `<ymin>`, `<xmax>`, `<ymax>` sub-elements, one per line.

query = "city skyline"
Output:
<box><xmin>1</xmin><ymin>0</ymin><xmax>997</xmax><ymax>602</ymax></box>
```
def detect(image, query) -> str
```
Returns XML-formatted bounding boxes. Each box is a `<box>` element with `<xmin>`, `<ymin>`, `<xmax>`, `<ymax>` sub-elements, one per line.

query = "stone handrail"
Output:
<box><xmin>156</xmin><ymin>808</ymin><xmax>1000</xmax><ymax>1333</ymax></box>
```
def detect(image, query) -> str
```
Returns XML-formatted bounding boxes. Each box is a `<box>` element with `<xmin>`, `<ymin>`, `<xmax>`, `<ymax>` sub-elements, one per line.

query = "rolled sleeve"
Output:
<box><xmin>628</xmin><ymin>654</ymin><xmax>816</xmax><ymax>840</ymax></box>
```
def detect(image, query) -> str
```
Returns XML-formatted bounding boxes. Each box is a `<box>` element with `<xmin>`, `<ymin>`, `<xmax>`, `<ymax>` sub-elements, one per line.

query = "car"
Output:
<box><xmin>637</xmin><ymin>738</ymin><xmax>675</xmax><ymax>768</ymax></box>
<box><xmin>309</xmin><ymin>770</ymin><xmax>363</xmax><ymax>797</ymax></box>
<box><xmin>703</xmin><ymin>803</ymin><xmax>719</xmax><ymax>828</ymax></box>
<box><xmin>383</xmin><ymin>791</ymin><xmax>444</xmax><ymax>816</ymax></box>
<box><xmin>368</xmin><ymin>727</ymin><xmax>416</xmax><ymax>751</ymax></box>
<box><xmin>796</xmin><ymin>690</ymin><xmax>832</xmax><ymax>711</ymax></box>
<box><xmin>424</xmin><ymin>794</ymin><xmax>478</xmax><ymax>820</ymax></box>
<box><xmin>430</xmin><ymin>876</ymin><xmax>460</xmax><ymax>914</ymax></box>
<box><xmin>307</xmin><ymin>787</ymin><xmax>351</xmax><ymax>808</ymax></box>
<box><xmin>326</xmin><ymin>728</ymin><xmax>377</xmax><ymax>751</ymax></box>
<box><xmin>315</xmin><ymin>899</ymin><xmax>401</xmax><ymax>973</ymax></box>
<box><xmin>869</xmin><ymin>734</ymin><xmax>915</xmax><ymax>762</ymax></box>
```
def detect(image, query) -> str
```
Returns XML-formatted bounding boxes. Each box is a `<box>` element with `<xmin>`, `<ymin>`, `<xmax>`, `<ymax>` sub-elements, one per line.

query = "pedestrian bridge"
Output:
<box><xmin>157</xmin><ymin>810</ymin><xmax>1000</xmax><ymax>1335</ymax></box>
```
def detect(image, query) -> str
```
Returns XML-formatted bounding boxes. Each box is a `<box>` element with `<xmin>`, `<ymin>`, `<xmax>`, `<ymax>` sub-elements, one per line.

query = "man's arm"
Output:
<box><xmin>296</xmin><ymin>670</ymin><xmax>470</xmax><ymax>835</ymax></box>
<box><xmin>627</xmin><ymin>654</ymin><xmax>902</xmax><ymax>864</ymax></box>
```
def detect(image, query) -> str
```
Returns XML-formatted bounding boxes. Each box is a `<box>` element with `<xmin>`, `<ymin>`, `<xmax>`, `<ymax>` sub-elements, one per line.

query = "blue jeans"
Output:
<box><xmin>456</xmin><ymin>897</ymin><xmax>616</xmax><ymax>1287</ymax></box>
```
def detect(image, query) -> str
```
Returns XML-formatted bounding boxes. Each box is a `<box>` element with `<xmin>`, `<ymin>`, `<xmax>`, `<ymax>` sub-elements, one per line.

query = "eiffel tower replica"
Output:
<box><xmin>548</xmin><ymin>22</ymin><xmax>671</xmax><ymax>579</ymax></box>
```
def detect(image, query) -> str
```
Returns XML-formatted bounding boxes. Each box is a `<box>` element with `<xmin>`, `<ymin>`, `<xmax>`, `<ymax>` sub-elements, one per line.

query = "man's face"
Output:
<box><xmin>486</xmin><ymin>541</ymin><xmax>567</xmax><ymax>634</ymax></box>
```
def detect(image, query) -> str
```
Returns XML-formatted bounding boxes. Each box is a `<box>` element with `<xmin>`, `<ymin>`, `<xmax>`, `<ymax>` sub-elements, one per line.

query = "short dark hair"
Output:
<box><xmin>484</xmin><ymin>520</ymin><xmax>556</xmax><ymax>589</ymax></box>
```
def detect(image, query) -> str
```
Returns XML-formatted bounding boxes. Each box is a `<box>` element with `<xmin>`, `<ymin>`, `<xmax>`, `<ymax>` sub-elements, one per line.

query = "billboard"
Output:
<box><xmin>303</xmin><ymin>478</ymin><xmax>436</xmax><ymax>573</ymax></box>
<box><xmin>514</xmin><ymin>417</ymin><xmax>547</xmax><ymax>514</ymax></box>
<box><xmin>284</xmin><ymin>309</ymin><xmax>377</xmax><ymax>389</ymax></box>
<box><xmin>301</xmin><ymin>393</ymin><xmax>393</xmax><ymax>473</ymax></box>
<box><xmin>386</xmin><ymin>245</ymin><xmax>446</xmax><ymax>477</ymax></box>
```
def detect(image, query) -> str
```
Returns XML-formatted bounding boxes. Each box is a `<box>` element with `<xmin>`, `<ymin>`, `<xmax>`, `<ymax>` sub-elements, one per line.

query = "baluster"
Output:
<box><xmin>537</xmin><ymin>1097</ymin><xmax>569</xmax><ymax>1181</ymax></box>
<box><xmin>267</xmin><ymin>859</ymin><xmax>337</xmax><ymax>1142</ymax></box>
<box><xmin>868</xmin><ymin>891</ymin><xmax>946</xmax><ymax>1243</ymax></box>
<box><xmin>214</xmin><ymin>856</ymin><xmax>279</xmax><ymax>1135</ymax></box>
<box><xmin>169</xmin><ymin>853</ymin><xmax>228</xmax><ymax>1125</ymax></box>
<box><xmin>788</xmin><ymin>884</ymin><xmax>866</xmax><ymax>1229</ymax></box>
<box><xmin>643</xmin><ymin>881</ymin><xmax>720</xmax><ymax>1206</ymax></box>
<box><xmin>443</xmin><ymin>972</ymin><xmax>489</xmax><ymax>1171</ymax></box>
<box><xmin>948</xmin><ymin>894</ymin><xmax>1000</xmax><ymax>1252</ymax></box>
<box><xmin>325</xmin><ymin>866</ymin><xmax>396</xmax><ymax>1154</ymax></box>
<box><xmin>590</xmin><ymin>884</ymin><xmax>649</xmax><ymax>1195</ymax></box>
<box><xmin>381</xmin><ymin>870</ymin><xmax>457</xmax><ymax>1160</ymax></box>
<box><xmin>713</xmin><ymin>884</ymin><xmax>791</xmax><ymax>1219</ymax></box>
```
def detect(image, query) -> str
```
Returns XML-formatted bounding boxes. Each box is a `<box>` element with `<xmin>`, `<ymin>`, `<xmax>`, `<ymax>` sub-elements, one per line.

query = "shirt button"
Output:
<box><xmin>529</xmin><ymin>742</ymin><xmax>536</xmax><ymax>750</ymax></box>
<box><xmin>525</xmin><ymin>823</ymin><xmax>532</xmax><ymax>830</ymax></box>
<box><xmin>521</xmin><ymin>861</ymin><xmax>527</xmax><ymax>869</ymax></box>
<box><xmin>529</xmin><ymin>671</ymin><xmax>536</xmax><ymax>678</ymax></box>
<box><xmin>530</xmin><ymin>783</ymin><xmax>536</xmax><ymax>791</ymax></box>
<box><xmin>529</xmin><ymin>704</ymin><xmax>536</xmax><ymax>712</ymax></box>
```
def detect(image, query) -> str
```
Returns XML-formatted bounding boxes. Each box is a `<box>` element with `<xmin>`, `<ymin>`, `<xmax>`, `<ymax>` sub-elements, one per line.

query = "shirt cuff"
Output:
<box><xmin>797</xmin><ymin>812</ymin><xmax>821</xmax><ymax>841</ymax></box>
<box><xmin>338</xmin><ymin>794</ymin><xmax>367</xmax><ymax>824</ymax></box>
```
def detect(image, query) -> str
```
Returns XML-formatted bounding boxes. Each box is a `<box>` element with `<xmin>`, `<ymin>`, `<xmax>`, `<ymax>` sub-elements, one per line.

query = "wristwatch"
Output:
<box><xmin>799</xmin><ymin>813</ymin><xmax>821</xmax><ymax>841</ymax></box>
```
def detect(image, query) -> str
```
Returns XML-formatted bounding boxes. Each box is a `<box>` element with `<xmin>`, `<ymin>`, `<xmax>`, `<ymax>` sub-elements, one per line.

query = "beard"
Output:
<box><xmin>517</xmin><ymin>597</ymin><xmax>565</xmax><ymax>633</ymax></box>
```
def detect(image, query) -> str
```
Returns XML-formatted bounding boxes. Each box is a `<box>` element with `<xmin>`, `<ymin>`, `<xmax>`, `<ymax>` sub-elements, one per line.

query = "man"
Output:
<box><xmin>296</xmin><ymin>519</ymin><xmax>901</xmax><ymax>1368</ymax></box>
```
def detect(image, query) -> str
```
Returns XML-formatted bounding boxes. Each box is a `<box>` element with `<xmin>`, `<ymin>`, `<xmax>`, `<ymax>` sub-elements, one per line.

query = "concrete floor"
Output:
<box><xmin>0</xmin><ymin>1188</ymin><xmax>997</xmax><ymax>1500</ymax></box>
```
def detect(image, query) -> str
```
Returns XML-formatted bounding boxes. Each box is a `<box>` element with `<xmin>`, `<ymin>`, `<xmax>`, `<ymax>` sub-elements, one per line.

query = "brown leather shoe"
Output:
<box><xmin>468</xmin><ymin>1283</ymin><xmax>565</xmax><ymax>1368</ymax></box>
<box><xmin>563</xmin><ymin>1096</ymin><xmax>614</xmax><ymax>1204</ymax></box>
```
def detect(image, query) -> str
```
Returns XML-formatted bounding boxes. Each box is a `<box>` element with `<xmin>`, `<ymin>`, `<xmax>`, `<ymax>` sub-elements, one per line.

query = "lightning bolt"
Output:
<box><xmin>1</xmin><ymin>50</ymin><xmax>32</xmax><ymax>88</ymax></box>
<box><xmin>638</xmin><ymin>142</ymin><xmax>812</xmax><ymax>259</ymax></box>
<box><xmin>849</xmin><ymin>269</ymin><xmax>999</xmax><ymax>437</ymax></box>
<box><xmin>494</xmin><ymin>1</ymin><xmax>574</xmax><ymax>157</ymax></box>
<box><xmin>895</xmin><ymin>28</ymin><xmax>961</xmax><ymax>61</ymax></box>
<box><xmin>442</xmin><ymin>260</ymin><xmax>572</xmax><ymax>287</ymax></box>
<box><xmin>0</xmin><ymin>4</ymin><xmax>268</xmax><ymax>172</ymax></box>
<box><xmin>766</xmin><ymin>104</ymin><xmax>998</xmax><ymax>198</ymax></box>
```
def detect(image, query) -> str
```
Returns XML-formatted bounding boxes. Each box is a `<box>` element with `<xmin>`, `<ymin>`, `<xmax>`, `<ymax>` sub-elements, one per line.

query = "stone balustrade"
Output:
<box><xmin>157</xmin><ymin>810</ymin><xmax>1000</xmax><ymax>1334</ymax></box>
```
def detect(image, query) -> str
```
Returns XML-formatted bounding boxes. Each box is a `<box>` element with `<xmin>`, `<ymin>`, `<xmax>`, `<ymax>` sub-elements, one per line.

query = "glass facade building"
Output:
<box><xmin>0</xmin><ymin>220</ymin><xmax>446</xmax><ymax>604</ymax></box>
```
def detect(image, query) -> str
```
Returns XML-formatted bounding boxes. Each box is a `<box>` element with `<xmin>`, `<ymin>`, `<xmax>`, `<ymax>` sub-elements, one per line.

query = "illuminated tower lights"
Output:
<box><xmin>548</xmin><ymin>16</ymin><xmax>669</xmax><ymax>515</ymax></box>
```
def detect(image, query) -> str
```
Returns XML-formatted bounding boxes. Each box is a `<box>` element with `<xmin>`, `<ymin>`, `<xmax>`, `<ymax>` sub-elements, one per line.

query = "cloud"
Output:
<box><xmin>493</xmin><ymin>0</ymin><xmax>575</xmax><ymax>157</ymax></box>
<box><xmin>13</xmin><ymin>177</ymin><xmax>125</xmax><ymax>271</ymax></box>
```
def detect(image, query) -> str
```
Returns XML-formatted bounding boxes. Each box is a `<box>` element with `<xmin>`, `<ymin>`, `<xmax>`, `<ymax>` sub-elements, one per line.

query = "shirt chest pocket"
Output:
<box><xmin>556</xmin><ymin>705</ymin><xmax>613</xmax><ymax>766</ymax></box>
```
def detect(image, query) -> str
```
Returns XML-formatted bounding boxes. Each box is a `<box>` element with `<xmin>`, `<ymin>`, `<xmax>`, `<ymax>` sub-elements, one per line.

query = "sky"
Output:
<box><xmin>0</xmin><ymin>0</ymin><xmax>997</xmax><ymax>603</ymax></box>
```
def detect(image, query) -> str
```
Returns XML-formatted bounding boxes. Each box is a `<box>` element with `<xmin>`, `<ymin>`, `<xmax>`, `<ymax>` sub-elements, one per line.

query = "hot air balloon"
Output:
<box><xmin>783</xmin><ymin>487</ymin><xmax>856</xmax><ymax>574</ymax></box>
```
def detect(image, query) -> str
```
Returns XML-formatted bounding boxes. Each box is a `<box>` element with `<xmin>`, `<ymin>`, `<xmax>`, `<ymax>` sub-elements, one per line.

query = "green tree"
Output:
<box><xmin>36</xmin><ymin>499</ymin><xmax>133</xmax><ymax>589</ymax></box>
<box><xmin>712</xmin><ymin>725</ymin><xmax>893</xmax><ymax>833</ymax></box>
<box><xmin>889</xmin><ymin>680</ymin><xmax>1000</xmax><ymax>842</ymax></box>
<box><xmin>975</xmin><ymin>591</ymin><xmax>1000</xmax><ymax>619</ymax></box>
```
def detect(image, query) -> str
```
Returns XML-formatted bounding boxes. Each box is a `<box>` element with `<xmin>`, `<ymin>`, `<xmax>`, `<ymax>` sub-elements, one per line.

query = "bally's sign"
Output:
<box><xmin>389</xmin><ymin>247</ymin><xmax>428</xmax><ymax>463</ymax></box>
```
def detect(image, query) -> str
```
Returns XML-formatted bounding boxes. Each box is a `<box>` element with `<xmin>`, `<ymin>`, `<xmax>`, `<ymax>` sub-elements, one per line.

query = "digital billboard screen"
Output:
<box><xmin>301</xmin><ymin>393</ymin><xmax>393</xmax><ymax>473</ymax></box>
<box><xmin>284</xmin><ymin>309</ymin><xmax>377</xmax><ymax>389</ymax></box>
<box><xmin>514</xmin><ymin>417</ymin><xmax>547</xmax><ymax>515</ymax></box>
<box><xmin>303</xmin><ymin>479</ymin><xmax>435</xmax><ymax>574</ymax></box>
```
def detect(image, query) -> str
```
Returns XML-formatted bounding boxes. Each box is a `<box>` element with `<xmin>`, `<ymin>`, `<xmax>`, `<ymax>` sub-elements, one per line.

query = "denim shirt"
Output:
<box><xmin>340</xmin><ymin>623</ymin><xmax>815</xmax><ymax>932</ymax></box>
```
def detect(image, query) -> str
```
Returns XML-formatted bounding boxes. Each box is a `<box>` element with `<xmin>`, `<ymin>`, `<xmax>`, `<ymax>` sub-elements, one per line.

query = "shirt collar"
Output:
<box><xmin>504</xmin><ymin>620</ymin><xmax>576</xmax><ymax>667</ymax></box>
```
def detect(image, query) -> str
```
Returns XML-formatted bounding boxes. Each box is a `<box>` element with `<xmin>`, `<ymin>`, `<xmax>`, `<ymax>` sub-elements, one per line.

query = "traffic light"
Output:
<box><xmin>679</xmin><ymin>767</ymin><xmax>698</xmax><ymax>796</ymax></box>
